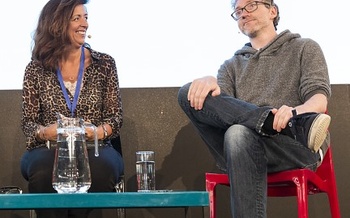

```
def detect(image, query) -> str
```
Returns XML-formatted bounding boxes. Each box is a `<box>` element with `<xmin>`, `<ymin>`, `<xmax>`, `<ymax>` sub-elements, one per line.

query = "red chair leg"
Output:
<box><xmin>206</xmin><ymin>173</ymin><xmax>231</xmax><ymax>218</ymax></box>
<box><xmin>206</xmin><ymin>180</ymin><xmax>217</xmax><ymax>218</ymax></box>
<box><xmin>328</xmin><ymin>188</ymin><xmax>341</xmax><ymax>218</ymax></box>
<box><xmin>294</xmin><ymin>176</ymin><xmax>309</xmax><ymax>218</ymax></box>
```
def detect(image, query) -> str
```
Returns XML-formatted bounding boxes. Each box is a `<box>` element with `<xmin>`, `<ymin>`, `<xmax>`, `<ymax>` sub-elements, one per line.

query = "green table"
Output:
<box><xmin>0</xmin><ymin>191</ymin><xmax>209</xmax><ymax>217</ymax></box>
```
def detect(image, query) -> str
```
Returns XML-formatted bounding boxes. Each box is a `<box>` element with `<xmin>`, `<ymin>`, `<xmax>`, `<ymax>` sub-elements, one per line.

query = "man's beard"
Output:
<box><xmin>242</xmin><ymin>29</ymin><xmax>258</xmax><ymax>38</ymax></box>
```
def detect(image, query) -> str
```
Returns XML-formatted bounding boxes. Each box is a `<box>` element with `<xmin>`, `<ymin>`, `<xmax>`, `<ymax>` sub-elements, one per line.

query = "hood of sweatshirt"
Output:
<box><xmin>234</xmin><ymin>30</ymin><xmax>301</xmax><ymax>58</ymax></box>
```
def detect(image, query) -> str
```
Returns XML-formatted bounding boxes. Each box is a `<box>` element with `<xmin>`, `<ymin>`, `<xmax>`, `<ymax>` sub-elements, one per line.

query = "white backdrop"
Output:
<box><xmin>0</xmin><ymin>0</ymin><xmax>348</xmax><ymax>90</ymax></box>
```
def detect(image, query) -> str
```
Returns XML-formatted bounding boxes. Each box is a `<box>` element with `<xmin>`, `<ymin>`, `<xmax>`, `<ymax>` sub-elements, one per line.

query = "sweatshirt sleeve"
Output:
<box><xmin>217</xmin><ymin>58</ymin><xmax>236</xmax><ymax>97</ymax></box>
<box><xmin>299</xmin><ymin>39</ymin><xmax>331</xmax><ymax>102</ymax></box>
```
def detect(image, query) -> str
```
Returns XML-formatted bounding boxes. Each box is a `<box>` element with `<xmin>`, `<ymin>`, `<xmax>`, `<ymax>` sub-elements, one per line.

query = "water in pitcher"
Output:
<box><xmin>52</xmin><ymin>125</ymin><xmax>91</xmax><ymax>193</ymax></box>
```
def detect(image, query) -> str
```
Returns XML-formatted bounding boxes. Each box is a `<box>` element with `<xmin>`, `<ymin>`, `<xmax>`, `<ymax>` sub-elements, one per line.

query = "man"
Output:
<box><xmin>177</xmin><ymin>0</ymin><xmax>331</xmax><ymax>217</ymax></box>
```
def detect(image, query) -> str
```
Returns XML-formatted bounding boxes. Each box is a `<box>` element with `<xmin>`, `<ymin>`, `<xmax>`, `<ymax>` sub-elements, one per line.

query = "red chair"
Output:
<box><xmin>205</xmin><ymin>147</ymin><xmax>341</xmax><ymax>218</ymax></box>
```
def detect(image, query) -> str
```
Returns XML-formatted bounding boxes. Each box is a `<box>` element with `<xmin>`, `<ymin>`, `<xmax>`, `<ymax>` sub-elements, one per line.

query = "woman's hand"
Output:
<box><xmin>42</xmin><ymin>123</ymin><xmax>58</xmax><ymax>141</ymax></box>
<box><xmin>84</xmin><ymin>123</ymin><xmax>97</xmax><ymax>141</ymax></box>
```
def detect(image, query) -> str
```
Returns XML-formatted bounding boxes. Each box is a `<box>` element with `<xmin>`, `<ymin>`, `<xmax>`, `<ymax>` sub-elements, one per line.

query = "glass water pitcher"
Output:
<box><xmin>52</xmin><ymin>116</ymin><xmax>99</xmax><ymax>193</ymax></box>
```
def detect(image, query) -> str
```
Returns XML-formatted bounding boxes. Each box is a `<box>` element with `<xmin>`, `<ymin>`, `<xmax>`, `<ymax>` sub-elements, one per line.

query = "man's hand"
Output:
<box><xmin>187</xmin><ymin>76</ymin><xmax>221</xmax><ymax>110</ymax></box>
<box><xmin>271</xmin><ymin>93</ymin><xmax>329</xmax><ymax>132</ymax></box>
<box><xmin>271</xmin><ymin>105</ymin><xmax>294</xmax><ymax>132</ymax></box>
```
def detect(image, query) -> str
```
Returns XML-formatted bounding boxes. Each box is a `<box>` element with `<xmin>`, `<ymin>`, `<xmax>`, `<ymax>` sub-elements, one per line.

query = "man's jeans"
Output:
<box><xmin>177</xmin><ymin>83</ymin><xmax>319</xmax><ymax>218</ymax></box>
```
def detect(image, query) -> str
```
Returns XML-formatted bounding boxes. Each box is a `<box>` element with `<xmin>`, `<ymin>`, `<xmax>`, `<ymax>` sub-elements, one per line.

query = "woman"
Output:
<box><xmin>20</xmin><ymin>0</ymin><xmax>124</xmax><ymax>217</ymax></box>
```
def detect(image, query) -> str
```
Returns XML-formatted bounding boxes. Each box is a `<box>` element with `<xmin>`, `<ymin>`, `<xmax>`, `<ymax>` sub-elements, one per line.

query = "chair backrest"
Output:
<box><xmin>111</xmin><ymin>136</ymin><xmax>123</xmax><ymax>157</ymax></box>
<box><xmin>313</xmin><ymin>110</ymin><xmax>335</xmax><ymax>187</ymax></box>
<box><xmin>110</xmin><ymin>136</ymin><xmax>126</xmax><ymax>217</ymax></box>
<box><xmin>314</xmin><ymin>145</ymin><xmax>337</xmax><ymax>188</ymax></box>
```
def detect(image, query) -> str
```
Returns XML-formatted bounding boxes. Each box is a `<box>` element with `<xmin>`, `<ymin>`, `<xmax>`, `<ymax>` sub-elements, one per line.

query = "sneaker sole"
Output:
<box><xmin>308</xmin><ymin>114</ymin><xmax>331</xmax><ymax>152</ymax></box>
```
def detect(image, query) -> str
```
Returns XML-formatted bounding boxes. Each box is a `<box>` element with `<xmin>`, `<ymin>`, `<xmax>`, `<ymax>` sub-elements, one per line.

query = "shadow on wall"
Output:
<box><xmin>157</xmin><ymin>123</ymin><xmax>217</xmax><ymax>190</ymax></box>
<box><xmin>124</xmin><ymin>122</ymin><xmax>217</xmax><ymax>191</ymax></box>
<box><xmin>123</xmin><ymin>121</ymin><xmax>218</xmax><ymax>218</ymax></box>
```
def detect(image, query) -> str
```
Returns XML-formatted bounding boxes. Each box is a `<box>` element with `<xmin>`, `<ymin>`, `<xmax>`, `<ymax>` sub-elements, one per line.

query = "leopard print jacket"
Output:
<box><xmin>21</xmin><ymin>46</ymin><xmax>123</xmax><ymax>150</ymax></box>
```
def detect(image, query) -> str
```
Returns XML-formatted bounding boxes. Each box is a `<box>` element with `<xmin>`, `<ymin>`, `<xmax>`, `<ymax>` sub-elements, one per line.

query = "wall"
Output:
<box><xmin>0</xmin><ymin>85</ymin><xmax>349</xmax><ymax>217</ymax></box>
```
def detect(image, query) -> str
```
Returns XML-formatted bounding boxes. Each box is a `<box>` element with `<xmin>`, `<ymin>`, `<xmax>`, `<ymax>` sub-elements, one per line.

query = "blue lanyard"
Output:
<box><xmin>57</xmin><ymin>46</ymin><xmax>85</xmax><ymax>117</ymax></box>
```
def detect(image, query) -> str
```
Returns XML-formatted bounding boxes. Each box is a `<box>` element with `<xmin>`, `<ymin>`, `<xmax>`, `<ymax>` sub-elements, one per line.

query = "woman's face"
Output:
<box><xmin>68</xmin><ymin>4</ymin><xmax>89</xmax><ymax>48</ymax></box>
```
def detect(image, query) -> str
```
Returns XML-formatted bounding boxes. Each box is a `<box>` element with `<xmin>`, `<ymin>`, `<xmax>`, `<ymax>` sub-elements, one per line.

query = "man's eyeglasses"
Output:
<box><xmin>231</xmin><ymin>1</ymin><xmax>271</xmax><ymax>21</ymax></box>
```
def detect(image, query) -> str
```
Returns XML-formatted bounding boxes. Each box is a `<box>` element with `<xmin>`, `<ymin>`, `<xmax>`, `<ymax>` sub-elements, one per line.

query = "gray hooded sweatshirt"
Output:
<box><xmin>217</xmin><ymin>29</ymin><xmax>331</xmax><ymax>108</ymax></box>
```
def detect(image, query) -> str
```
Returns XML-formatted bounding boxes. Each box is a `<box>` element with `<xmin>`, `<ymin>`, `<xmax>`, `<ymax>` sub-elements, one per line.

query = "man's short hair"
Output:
<box><xmin>231</xmin><ymin>0</ymin><xmax>280</xmax><ymax>30</ymax></box>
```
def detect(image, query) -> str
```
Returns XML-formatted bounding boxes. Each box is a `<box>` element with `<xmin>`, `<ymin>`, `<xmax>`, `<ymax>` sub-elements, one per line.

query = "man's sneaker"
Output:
<box><xmin>288</xmin><ymin>111</ymin><xmax>331</xmax><ymax>152</ymax></box>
